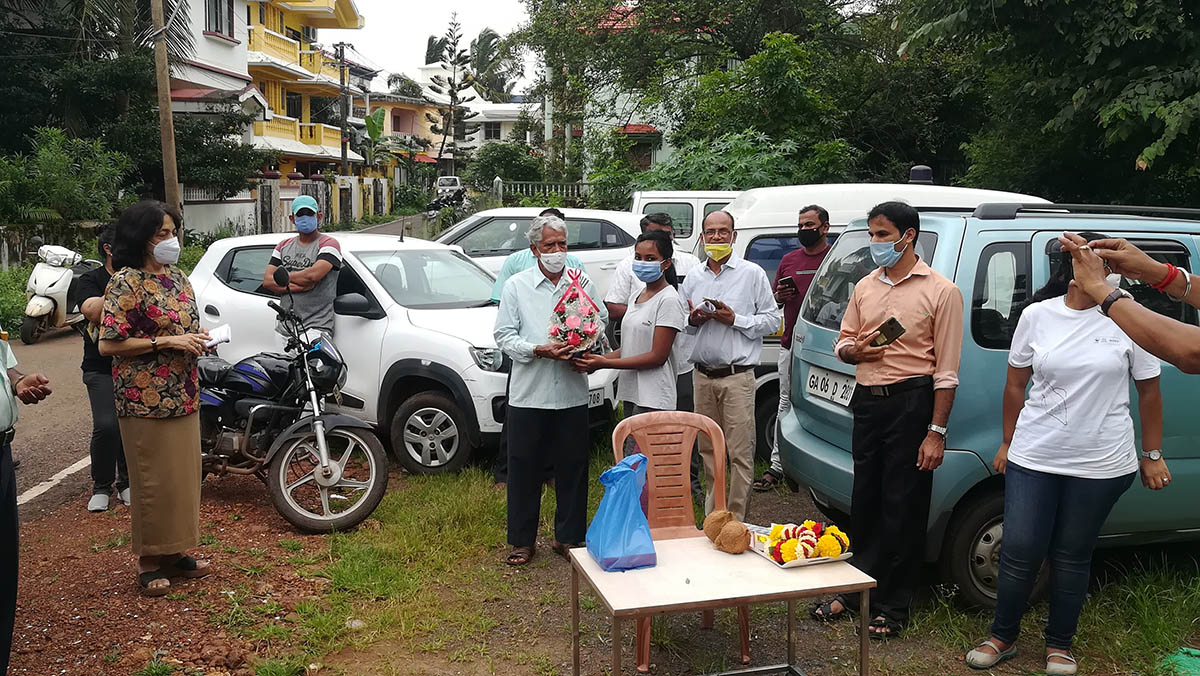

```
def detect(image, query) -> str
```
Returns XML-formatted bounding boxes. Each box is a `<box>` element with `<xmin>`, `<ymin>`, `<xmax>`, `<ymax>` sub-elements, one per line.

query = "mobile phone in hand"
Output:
<box><xmin>778</xmin><ymin>277</ymin><xmax>798</xmax><ymax>293</ymax></box>
<box><xmin>699</xmin><ymin>299</ymin><xmax>718</xmax><ymax>313</ymax></box>
<box><xmin>871</xmin><ymin>317</ymin><xmax>906</xmax><ymax>347</ymax></box>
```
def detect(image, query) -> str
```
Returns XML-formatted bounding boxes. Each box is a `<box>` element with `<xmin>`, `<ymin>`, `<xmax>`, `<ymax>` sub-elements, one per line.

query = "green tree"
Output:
<box><xmin>469</xmin><ymin>28</ymin><xmax>523</xmax><ymax>102</ymax></box>
<box><xmin>425</xmin><ymin>35</ymin><xmax>448</xmax><ymax>65</ymax></box>
<box><xmin>425</xmin><ymin>14</ymin><xmax>481</xmax><ymax>173</ymax></box>
<box><xmin>386</xmin><ymin>73</ymin><xmax>423</xmax><ymax>98</ymax></box>
<box><xmin>464</xmin><ymin>142</ymin><xmax>542</xmax><ymax>190</ymax></box>
<box><xmin>0</xmin><ymin>127</ymin><xmax>129</xmax><ymax>224</ymax></box>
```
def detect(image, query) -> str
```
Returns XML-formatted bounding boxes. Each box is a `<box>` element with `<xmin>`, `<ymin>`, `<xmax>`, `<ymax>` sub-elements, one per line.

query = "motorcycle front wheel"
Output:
<box><xmin>267</xmin><ymin>426</ymin><xmax>390</xmax><ymax>533</ymax></box>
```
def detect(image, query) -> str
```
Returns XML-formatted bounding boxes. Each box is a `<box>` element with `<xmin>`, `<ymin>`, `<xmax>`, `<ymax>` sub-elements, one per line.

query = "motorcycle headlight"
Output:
<box><xmin>470</xmin><ymin>347</ymin><xmax>504</xmax><ymax>372</ymax></box>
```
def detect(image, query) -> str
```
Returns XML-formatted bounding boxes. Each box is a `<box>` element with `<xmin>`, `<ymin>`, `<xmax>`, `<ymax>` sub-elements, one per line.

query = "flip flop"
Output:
<box><xmin>506</xmin><ymin>546</ymin><xmax>534</xmax><ymax>566</ymax></box>
<box><xmin>138</xmin><ymin>570</ymin><xmax>171</xmax><ymax>597</ymax></box>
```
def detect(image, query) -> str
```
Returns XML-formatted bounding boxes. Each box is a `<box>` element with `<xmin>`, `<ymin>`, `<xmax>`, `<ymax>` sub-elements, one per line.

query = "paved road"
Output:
<box><xmin>9</xmin><ymin>328</ymin><xmax>95</xmax><ymax>522</ymax></box>
<box><xmin>361</xmin><ymin>214</ymin><xmax>434</xmax><ymax>239</ymax></box>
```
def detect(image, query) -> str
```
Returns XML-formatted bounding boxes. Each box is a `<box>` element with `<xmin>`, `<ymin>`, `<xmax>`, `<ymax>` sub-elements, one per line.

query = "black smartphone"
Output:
<box><xmin>871</xmin><ymin>317</ymin><xmax>906</xmax><ymax>347</ymax></box>
<box><xmin>778</xmin><ymin>276</ymin><xmax>798</xmax><ymax>293</ymax></box>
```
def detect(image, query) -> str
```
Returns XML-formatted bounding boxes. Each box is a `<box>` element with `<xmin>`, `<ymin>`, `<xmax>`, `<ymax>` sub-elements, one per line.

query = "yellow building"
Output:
<box><xmin>245</xmin><ymin>0</ymin><xmax>366</xmax><ymax>181</ymax></box>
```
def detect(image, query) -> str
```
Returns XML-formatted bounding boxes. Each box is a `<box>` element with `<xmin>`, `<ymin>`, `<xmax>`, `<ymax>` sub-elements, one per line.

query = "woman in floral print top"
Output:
<box><xmin>99</xmin><ymin>201</ymin><xmax>214</xmax><ymax>597</ymax></box>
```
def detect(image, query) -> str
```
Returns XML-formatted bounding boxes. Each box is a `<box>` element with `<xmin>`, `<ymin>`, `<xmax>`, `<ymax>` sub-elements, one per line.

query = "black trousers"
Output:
<box><xmin>677</xmin><ymin>371</ymin><xmax>704</xmax><ymax>496</ymax></box>
<box><xmin>1</xmin><ymin>441</ymin><xmax>16</xmax><ymax>676</ymax></box>
<box><xmin>83</xmin><ymin>371</ymin><xmax>127</xmax><ymax>493</ymax></box>
<box><xmin>507</xmin><ymin>405</ymin><xmax>589</xmax><ymax>548</ymax></box>
<box><xmin>839</xmin><ymin>383</ymin><xmax>934</xmax><ymax>624</ymax></box>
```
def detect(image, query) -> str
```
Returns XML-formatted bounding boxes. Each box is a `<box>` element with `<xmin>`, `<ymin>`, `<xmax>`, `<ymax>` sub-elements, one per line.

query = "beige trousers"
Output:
<box><xmin>693</xmin><ymin>370</ymin><xmax>756</xmax><ymax>521</ymax></box>
<box><xmin>119</xmin><ymin>414</ymin><xmax>202</xmax><ymax>556</ymax></box>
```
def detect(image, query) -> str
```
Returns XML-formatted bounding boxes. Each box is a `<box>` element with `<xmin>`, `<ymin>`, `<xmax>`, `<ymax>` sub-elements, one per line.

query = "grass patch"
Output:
<box><xmin>198</xmin><ymin>534</ymin><xmax>219</xmax><ymax>547</ymax></box>
<box><xmin>132</xmin><ymin>658</ymin><xmax>176</xmax><ymax>676</ymax></box>
<box><xmin>89</xmin><ymin>533</ymin><xmax>131</xmax><ymax>552</ymax></box>
<box><xmin>278</xmin><ymin>539</ymin><xmax>304</xmax><ymax>553</ymax></box>
<box><xmin>253</xmin><ymin>655</ymin><xmax>307</xmax><ymax>676</ymax></box>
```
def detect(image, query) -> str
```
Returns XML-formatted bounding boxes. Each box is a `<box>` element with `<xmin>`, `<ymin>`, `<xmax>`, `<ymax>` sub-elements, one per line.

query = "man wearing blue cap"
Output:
<box><xmin>263</xmin><ymin>195</ymin><xmax>342</xmax><ymax>347</ymax></box>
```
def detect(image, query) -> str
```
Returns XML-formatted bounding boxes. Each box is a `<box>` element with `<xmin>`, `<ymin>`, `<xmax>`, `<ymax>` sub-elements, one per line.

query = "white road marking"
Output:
<box><xmin>17</xmin><ymin>455</ymin><xmax>91</xmax><ymax>506</ymax></box>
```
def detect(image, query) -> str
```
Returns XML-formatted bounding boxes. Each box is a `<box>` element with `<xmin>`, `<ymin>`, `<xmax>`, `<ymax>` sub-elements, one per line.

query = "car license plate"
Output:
<box><xmin>805</xmin><ymin>365</ymin><xmax>855</xmax><ymax>407</ymax></box>
<box><xmin>588</xmin><ymin>388</ymin><xmax>604</xmax><ymax>408</ymax></box>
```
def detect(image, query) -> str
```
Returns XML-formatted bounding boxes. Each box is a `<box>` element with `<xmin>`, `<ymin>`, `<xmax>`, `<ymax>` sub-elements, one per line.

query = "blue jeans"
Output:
<box><xmin>990</xmin><ymin>462</ymin><xmax>1134</xmax><ymax>650</ymax></box>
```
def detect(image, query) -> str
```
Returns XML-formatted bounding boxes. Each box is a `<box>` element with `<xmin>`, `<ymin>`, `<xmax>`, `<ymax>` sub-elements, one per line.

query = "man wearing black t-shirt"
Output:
<box><xmin>71</xmin><ymin>225</ymin><xmax>128</xmax><ymax>512</ymax></box>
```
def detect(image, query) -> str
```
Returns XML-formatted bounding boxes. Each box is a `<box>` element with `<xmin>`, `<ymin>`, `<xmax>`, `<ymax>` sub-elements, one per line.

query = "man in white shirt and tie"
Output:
<box><xmin>680</xmin><ymin>210</ymin><xmax>780</xmax><ymax>520</ymax></box>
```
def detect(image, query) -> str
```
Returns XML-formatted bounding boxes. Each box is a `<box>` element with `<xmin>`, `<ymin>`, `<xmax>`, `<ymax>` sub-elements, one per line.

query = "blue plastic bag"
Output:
<box><xmin>586</xmin><ymin>453</ymin><xmax>657</xmax><ymax>571</ymax></box>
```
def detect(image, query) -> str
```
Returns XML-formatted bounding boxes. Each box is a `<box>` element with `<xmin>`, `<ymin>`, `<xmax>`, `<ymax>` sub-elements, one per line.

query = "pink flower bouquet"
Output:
<box><xmin>549</xmin><ymin>270</ymin><xmax>606</xmax><ymax>354</ymax></box>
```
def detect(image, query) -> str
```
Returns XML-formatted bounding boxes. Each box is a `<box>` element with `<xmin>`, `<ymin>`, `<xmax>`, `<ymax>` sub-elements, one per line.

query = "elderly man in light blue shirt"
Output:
<box><xmin>680</xmin><ymin>210</ymin><xmax>780</xmax><ymax>521</ymax></box>
<box><xmin>494</xmin><ymin>215</ymin><xmax>607</xmax><ymax>566</ymax></box>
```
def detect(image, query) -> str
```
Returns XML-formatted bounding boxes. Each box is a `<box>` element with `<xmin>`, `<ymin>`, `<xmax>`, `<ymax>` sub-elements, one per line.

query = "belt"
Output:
<box><xmin>696</xmin><ymin>364</ymin><xmax>755</xmax><ymax>379</ymax></box>
<box><xmin>862</xmin><ymin>375</ymin><xmax>933</xmax><ymax>398</ymax></box>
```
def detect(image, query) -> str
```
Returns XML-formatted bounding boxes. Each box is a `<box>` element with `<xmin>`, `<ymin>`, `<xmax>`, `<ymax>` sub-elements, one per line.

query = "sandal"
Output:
<box><xmin>1045</xmin><ymin>651</ymin><xmax>1077</xmax><ymax>675</ymax></box>
<box><xmin>505</xmin><ymin>546</ymin><xmax>534</xmax><ymax>566</ymax></box>
<box><xmin>138</xmin><ymin>570</ymin><xmax>172</xmax><ymax>597</ymax></box>
<box><xmin>810</xmin><ymin>597</ymin><xmax>850</xmax><ymax>622</ymax></box>
<box><xmin>751</xmin><ymin>471</ymin><xmax>782</xmax><ymax>492</ymax></box>
<box><xmin>163</xmin><ymin>555</ymin><xmax>211</xmax><ymax>579</ymax></box>
<box><xmin>966</xmin><ymin>639</ymin><xmax>1017</xmax><ymax>669</ymax></box>
<box><xmin>868</xmin><ymin>615</ymin><xmax>903</xmax><ymax>640</ymax></box>
<box><xmin>550</xmin><ymin>541</ymin><xmax>582</xmax><ymax>559</ymax></box>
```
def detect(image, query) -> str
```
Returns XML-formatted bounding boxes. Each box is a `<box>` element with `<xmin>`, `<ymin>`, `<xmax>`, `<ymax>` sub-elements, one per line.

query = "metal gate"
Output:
<box><xmin>257</xmin><ymin>181</ymin><xmax>278</xmax><ymax>234</ymax></box>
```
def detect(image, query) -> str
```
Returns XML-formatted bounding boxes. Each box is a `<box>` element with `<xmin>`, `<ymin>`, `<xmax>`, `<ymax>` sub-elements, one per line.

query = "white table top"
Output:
<box><xmin>570</xmin><ymin>537</ymin><xmax>876</xmax><ymax>618</ymax></box>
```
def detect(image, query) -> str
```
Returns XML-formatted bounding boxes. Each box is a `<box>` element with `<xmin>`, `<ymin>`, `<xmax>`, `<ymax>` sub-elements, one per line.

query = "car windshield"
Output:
<box><xmin>355</xmin><ymin>249</ymin><xmax>494</xmax><ymax>309</ymax></box>
<box><xmin>800</xmin><ymin>230</ymin><xmax>939</xmax><ymax>330</ymax></box>
<box><xmin>437</xmin><ymin>178</ymin><xmax>459</xmax><ymax>187</ymax></box>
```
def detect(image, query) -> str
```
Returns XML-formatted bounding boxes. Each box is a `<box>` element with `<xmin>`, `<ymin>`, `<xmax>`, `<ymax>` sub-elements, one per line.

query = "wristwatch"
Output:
<box><xmin>1142</xmin><ymin>449</ymin><xmax>1163</xmax><ymax>461</ymax></box>
<box><xmin>150</xmin><ymin>336</ymin><xmax>158</xmax><ymax>352</ymax></box>
<box><xmin>1100</xmin><ymin>287</ymin><xmax>1133</xmax><ymax>317</ymax></box>
<box><xmin>928</xmin><ymin>424</ymin><xmax>947</xmax><ymax>437</ymax></box>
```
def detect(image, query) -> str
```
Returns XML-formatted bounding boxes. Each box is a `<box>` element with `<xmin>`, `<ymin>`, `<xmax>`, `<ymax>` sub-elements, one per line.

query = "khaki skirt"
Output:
<box><xmin>118</xmin><ymin>414</ymin><xmax>201</xmax><ymax>556</ymax></box>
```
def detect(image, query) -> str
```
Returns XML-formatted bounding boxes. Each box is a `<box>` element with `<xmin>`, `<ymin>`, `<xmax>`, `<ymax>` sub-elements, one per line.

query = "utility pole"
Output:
<box><xmin>336</xmin><ymin>42</ymin><xmax>349</xmax><ymax>177</ymax></box>
<box><xmin>150</xmin><ymin>0</ymin><xmax>181</xmax><ymax>216</ymax></box>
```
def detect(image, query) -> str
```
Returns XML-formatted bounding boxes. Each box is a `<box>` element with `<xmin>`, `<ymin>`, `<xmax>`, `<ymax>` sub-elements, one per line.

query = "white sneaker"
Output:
<box><xmin>87</xmin><ymin>493</ymin><xmax>110</xmax><ymax>512</ymax></box>
<box><xmin>118</xmin><ymin>488</ymin><xmax>131</xmax><ymax>505</ymax></box>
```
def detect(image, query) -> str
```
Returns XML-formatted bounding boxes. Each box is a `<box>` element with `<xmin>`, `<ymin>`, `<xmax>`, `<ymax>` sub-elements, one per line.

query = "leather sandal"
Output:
<box><xmin>966</xmin><ymin>639</ymin><xmax>1016</xmax><ymax>669</ymax></box>
<box><xmin>752</xmin><ymin>471</ymin><xmax>782</xmax><ymax>492</ymax></box>
<box><xmin>1046</xmin><ymin>651</ymin><xmax>1077</xmax><ymax>675</ymax></box>
<box><xmin>505</xmin><ymin>546</ymin><xmax>534</xmax><ymax>566</ymax></box>
<box><xmin>163</xmin><ymin>555</ymin><xmax>211</xmax><ymax>579</ymax></box>
<box><xmin>138</xmin><ymin>570</ymin><xmax>171</xmax><ymax>597</ymax></box>
<box><xmin>810</xmin><ymin>597</ymin><xmax>850</xmax><ymax>622</ymax></box>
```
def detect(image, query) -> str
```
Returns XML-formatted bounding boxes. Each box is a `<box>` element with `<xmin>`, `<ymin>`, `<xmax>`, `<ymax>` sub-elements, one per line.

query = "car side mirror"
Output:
<box><xmin>334</xmin><ymin>293</ymin><xmax>384</xmax><ymax>319</ymax></box>
<box><xmin>273</xmin><ymin>267</ymin><xmax>290</xmax><ymax>287</ymax></box>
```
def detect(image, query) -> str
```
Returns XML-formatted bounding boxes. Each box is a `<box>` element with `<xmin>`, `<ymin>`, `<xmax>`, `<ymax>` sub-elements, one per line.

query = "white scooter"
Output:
<box><xmin>22</xmin><ymin>242</ymin><xmax>101</xmax><ymax>345</ymax></box>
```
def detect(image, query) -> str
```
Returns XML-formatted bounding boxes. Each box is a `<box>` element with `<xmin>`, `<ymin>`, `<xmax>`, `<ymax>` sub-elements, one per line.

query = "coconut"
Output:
<box><xmin>715</xmin><ymin>521</ymin><xmax>750</xmax><ymax>554</ymax></box>
<box><xmin>702</xmin><ymin>510</ymin><xmax>734</xmax><ymax>542</ymax></box>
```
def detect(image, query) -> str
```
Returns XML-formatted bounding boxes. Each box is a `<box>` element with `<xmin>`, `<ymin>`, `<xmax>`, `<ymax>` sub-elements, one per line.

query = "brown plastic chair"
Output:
<box><xmin>612</xmin><ymin>411</ymin><xmax>751</xmax><ymax>673</ymax></box>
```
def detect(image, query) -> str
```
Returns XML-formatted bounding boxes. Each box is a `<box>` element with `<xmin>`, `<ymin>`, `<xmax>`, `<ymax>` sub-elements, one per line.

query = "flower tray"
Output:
<box><xmin>746</xmin><ymin>523</ymin><xmax>853</xmax><ymax>569</ymax></box>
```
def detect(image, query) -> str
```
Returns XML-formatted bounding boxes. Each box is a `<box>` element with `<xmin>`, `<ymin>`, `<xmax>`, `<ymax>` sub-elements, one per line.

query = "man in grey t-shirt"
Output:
<box><xmin>263</xmin><ymin>195</ymin><xmax>342</xmax><ymax>345</ymax></box>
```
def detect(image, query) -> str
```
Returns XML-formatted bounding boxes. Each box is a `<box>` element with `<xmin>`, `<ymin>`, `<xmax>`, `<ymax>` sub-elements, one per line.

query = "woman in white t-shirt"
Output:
<box><xmin>575</xmin><ymin>231</ymin><xmax>686</xmax><ymax>453</ymax></box>
<box><xmin>967</xmin><ymin>234</ymin><xmax>1171</xmax><ymax>675</ymax></box>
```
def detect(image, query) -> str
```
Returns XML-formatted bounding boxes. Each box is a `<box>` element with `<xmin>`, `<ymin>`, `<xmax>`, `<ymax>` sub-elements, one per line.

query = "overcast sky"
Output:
<box><xmin>321</xmin><ymin>0</ymin><xmax>536</xmax><ymax>93</ymax></box>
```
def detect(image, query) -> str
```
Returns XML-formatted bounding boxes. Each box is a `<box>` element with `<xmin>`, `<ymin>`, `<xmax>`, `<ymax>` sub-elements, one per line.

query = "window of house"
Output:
<box><xmin>206</xmin><ymin>0</ymin><xmax>234</xmax><ymax>37</ymax></box>
<box><xmin>285</xmin><ymin>27</ymin><xmax>302</xmax><ymax>42</ymax></box>
<box><xmin>972</xmin><ymin>243</ymin><xmax>1030</xmax><ymax>350</ymax></box>
<box><xmin>258</xmin><ymin>2</ymin><xmax>265</xmax><ymax>25</ymax></box>
<box><xmin>483</xmin><ymin>122</ymin><xmax>501</xmax><ymax>140</ymax></box>
<box><xmin>641</xmin><ymin>202</ymin><xmax>693</xmax><ymax>239</ymax></box>
<box><xmin>285</xmin><ymin>91</ymin><xmax>302</xmax><ymax>119</ymax></box>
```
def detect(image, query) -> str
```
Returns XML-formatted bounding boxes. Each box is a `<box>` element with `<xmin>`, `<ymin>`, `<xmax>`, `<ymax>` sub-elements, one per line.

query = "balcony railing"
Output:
<box><xmin>300</xmin><ymin>123</ymin><xmax>342</xmax><ymax>147</ymax></box>
<box><xmin>254</xmin><ymin>116</ymin><xmax>300</xmax><ymax>141</ymax></box>
<box><xmin>248</xmin><ymin>25</ymin><xmax>299</xmax><ymax>65</ymax></box>
<box><xmin>299</xmin><ymin>49</ymin><xmax>340</xmax><ymax>80</ymax></box>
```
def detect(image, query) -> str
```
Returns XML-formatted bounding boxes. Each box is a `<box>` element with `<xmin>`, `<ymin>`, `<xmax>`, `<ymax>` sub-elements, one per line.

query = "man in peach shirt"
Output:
<box><xmin>811</xmin><ymin>201</ymin><xmax>963</xmax><ymax>639</ymax></box>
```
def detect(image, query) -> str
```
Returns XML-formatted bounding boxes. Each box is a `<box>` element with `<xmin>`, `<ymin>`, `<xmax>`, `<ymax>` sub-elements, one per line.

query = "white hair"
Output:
<box><xmin>527</xmin><ymin>215</ymin><xmax>567</xmax><ymax>245</ymax></box>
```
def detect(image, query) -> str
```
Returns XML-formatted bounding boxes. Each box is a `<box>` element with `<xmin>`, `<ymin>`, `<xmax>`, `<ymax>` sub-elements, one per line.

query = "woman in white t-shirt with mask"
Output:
<box><xmin>575</xmin><ymin>231</ymin><xmax>686</xmax><ymax>454</ymax></box>
<box><xmin>966</xmin><ymin>233</ymin><xmax>1170</xmax><ymax>675</ymax></box>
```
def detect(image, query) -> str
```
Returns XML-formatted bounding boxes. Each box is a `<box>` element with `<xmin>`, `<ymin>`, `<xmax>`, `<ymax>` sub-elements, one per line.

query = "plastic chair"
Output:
<box><xmin>612</xmin><ymin>411</ymin><xmax>751</xmax><ymax>673</ymax></box>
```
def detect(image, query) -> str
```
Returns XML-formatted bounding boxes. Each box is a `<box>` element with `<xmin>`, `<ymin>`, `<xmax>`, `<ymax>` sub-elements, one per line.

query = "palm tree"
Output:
<box><xmin>387</xmin><ymin>72</ymin><xmax>423</xmax><ymax>98</ymax></box>
<box><xmin>469</xmin><ymin>28</ymin><xmax>522</xmax><ymax>102</ymax></box>
<box><xmin>425</xmin><ymin>35</ymin><xmax>447</xmax><ymax>65</ymax></box>
<box><xmin>1</xmin><ymin>0</ymin><xmax>195</xmax><ymax>62</ymax></box>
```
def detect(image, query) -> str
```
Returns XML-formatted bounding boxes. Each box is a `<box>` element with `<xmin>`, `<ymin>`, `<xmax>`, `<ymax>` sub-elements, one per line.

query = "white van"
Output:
<box><xmin>711</xmin><ymin>183</ymin><xmax>1049</xmax><ymax>459</ymax></box>
<box><xmin>630</xmin><ymin>190</ymin><xmax>741</xmax><ymax>255</ymax></box>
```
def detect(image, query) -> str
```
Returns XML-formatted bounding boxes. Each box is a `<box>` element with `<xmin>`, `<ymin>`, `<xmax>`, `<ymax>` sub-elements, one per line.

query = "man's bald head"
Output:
<box><xmin>703</xmin><ymin>210</ymin><xmax>735</xmax><ymax>229</ymax></box>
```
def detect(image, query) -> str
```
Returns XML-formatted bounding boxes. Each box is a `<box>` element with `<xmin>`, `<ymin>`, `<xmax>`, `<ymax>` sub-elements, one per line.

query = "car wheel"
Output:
<box><xmin>390</xmin><ymin>392</ymin><xmax>471</xmax><ymax>475</ymax></box>
<box><xmin>940</xmin><ymin>489</ymin><xmax>1048</xmax><ymax>609</ymax></box>
<box><xmin>754</xmin><ymin>390</ymin><xmax>778</xmax><ymax>464</ymax></box>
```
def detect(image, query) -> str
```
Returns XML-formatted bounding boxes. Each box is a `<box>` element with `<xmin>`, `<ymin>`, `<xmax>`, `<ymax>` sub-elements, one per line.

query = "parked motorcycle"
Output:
<box><xmin>22</xmin><ymin>241</ymin><xmax>101</xmax><ymax>344</ymax></box>
<box><xmin>197</xmin><ymin>267</ymin><xmax>389</xmax><ymax>532</ymax></box>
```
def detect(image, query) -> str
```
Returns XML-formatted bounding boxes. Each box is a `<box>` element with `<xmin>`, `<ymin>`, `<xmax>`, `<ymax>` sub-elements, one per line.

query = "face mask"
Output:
<box><xmin>797</xmin><ymin>229</ymin><xmax>822</xmax><ymax>248</ymax></box>
<box><xmin>870</xmin><ymin>235</ymin><xmax>909</xmax><ymax>268</ymax></box>
<box><xmin>153</xmin><ymin>237</ymin><xmax>181</xmax><ymax>265</ymax></box>
<box><xmin>632</xmin><ymin>260</ymin><xmax>664</xmax><ymax>283</ymax></box>
<box><xmin>295</xmin><ymin>214</ymin><xmax>318</xmax><ymax>234</ymax></box>
<box><xmin>539</xmin><ymin>251</ymin><xmax>566</xmax><ymax>274</ymax></box>
<box><xmin>704</xmin><ymin>242</ymin><xmax>734</xmax><ymax>261</ymax></box>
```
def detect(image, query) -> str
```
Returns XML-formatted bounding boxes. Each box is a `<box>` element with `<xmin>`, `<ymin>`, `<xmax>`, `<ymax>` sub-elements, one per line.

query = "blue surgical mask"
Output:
<box><xmin>295</xmin><ymin>214</ymin><xmax>318</xmax><ymax>234</ymax></box>
<box><xmin>870</xmin><ymin>236</ymin><xmax>909</xmax><ymax>268</ymax></box>
<box><xmin>632</xmin><ymin>260</ymin><xmax>664</xmax><ymax>283</ymax></box>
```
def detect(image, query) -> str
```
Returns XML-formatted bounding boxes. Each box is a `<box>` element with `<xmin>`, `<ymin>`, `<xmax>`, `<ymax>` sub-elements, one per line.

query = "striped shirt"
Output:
<box><xmin>270</xmin><ymin>234</ymin><xmax>342</xmax><ymax>334</ymax></box>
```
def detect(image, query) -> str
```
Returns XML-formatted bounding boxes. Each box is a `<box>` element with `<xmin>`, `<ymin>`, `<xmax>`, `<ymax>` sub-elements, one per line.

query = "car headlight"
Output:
<box><xmin>470</xmin><ymin>347</ymin><xmax>504</xmax><ymax>372</ymax></box>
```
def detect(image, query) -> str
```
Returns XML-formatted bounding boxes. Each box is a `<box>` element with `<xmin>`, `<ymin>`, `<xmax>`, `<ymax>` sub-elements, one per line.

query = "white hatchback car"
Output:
<box><xmin>435</xmin><ymin>207</ymin><xmax>643</xmax><ymax>300</ymax></box>
<box><xmin>189</xmin><ymin>232</ymin><xmax>617</xmax><ymax>474</ymax></box>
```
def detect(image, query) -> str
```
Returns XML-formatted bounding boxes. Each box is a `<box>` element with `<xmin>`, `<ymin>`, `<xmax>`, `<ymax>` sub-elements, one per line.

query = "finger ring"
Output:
<box><xmin>1079</xmin><ymin>245</ymin><xmax>1092</xmax><ymax>251</ymax></box>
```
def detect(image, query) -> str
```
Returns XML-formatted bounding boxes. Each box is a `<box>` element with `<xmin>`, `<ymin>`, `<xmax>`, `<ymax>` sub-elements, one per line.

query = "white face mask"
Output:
<box><xmin>153</xmin><ymin>237</ymin><xmax>181</xmax><ymax>265</ymax></box>
<box><xmin>539</xmin><ymin>251</ymin><xmax>567</xmax><ymax>274</ymax></box>
<box><xmin>1106</xmin><ymin>272</ymin><xmax>1122</xmax><ymax>288</ymax></box>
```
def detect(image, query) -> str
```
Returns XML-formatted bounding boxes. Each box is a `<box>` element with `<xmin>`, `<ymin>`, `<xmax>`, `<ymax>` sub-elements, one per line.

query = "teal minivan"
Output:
<box><xmin>779</xmin><ymin>203</ymin><xmax>1200</xmax><ymax>607</ymax></box>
